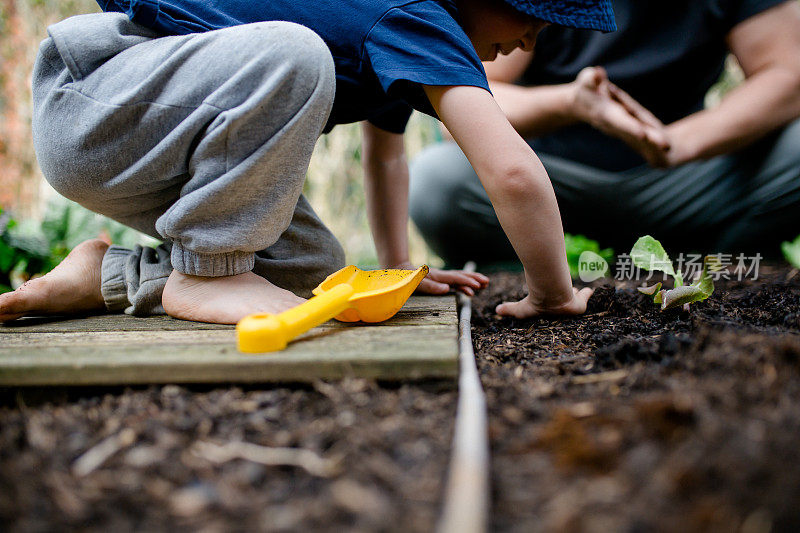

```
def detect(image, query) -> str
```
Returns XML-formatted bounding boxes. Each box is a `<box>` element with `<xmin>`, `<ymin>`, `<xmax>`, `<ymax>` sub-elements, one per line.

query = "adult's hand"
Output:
<box><xmin>571</xmin><ymin>67</ymin><xmax>671</xmax><ymax>167</ymax></box>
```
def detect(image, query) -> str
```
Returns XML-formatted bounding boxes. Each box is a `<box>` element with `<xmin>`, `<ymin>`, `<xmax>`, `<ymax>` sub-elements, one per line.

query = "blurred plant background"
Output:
<box><xmin>0</xmin><ymin>0</ymin><xmax>750</xmax><ymax>293</ymax></box>
<box><xmin>1</xmin><ymin>0</ymin><xmax>99</xmax><ymax>215</ymax></box>
<box><xmin>305</xmin><ymin>117</ymin><xmax>442</xmax><ymax>267</ymax></box>
<box><xmin>0</xmin><ymin>202</ymin><xmax>156</xmax><ymax>292</ymax></box>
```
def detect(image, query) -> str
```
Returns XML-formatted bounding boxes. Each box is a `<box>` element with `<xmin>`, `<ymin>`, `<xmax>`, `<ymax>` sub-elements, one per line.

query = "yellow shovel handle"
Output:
<box><xmin>236</xmin><ymin>283</ymin><xmax>356</xmax><ymax>352</ymax></box>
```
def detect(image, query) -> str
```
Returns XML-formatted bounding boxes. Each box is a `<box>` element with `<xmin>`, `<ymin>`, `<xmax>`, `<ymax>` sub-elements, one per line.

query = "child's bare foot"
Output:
<box><xmin>162</xmin><ymin>270</ymin><xmax>306</xmax><ymax>324</ymax></box>
<box><xmin>0</xmin><ymin>239</ymin><xmax>108</xmax><ymax>322</ymax></box>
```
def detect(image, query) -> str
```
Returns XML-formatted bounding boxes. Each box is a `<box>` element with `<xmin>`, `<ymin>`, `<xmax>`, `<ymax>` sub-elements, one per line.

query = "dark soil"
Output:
<box><xmin>473</xmin><ymin>266</ymin><xmax>800</xmax><ymax>533</ymax></box>
<box><xmin>3</xmin><ymin>266</ymin><xmax>799</xmax><ymax>532</ymax></box>
<box><xmin>0</xmin><ymin>380</ymin><xmax>455</xmax><ymax>532</ymax></box>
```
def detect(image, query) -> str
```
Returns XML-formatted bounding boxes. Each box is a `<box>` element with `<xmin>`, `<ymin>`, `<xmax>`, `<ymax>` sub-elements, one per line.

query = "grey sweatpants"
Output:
<box><xmin>31</xmin><ymin>13</ymin><xmax>345</xmax><ymax>314</ymax></box>
<box><xmin>410</xmin><ymin>119</ymin><xmax>800</xmax><ymax>267</ymax></box>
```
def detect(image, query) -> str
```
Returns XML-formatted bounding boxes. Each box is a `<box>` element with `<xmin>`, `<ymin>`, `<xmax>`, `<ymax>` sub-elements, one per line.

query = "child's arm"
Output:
<box><xmin>360</xmin><ymin>122</ymin><xmax>489</xmax><ymax>295</ymax></box>
<box><xmin>423</xmin><ymin>84</ymin><xmax>592</xmax><ymax>317</ymax></box>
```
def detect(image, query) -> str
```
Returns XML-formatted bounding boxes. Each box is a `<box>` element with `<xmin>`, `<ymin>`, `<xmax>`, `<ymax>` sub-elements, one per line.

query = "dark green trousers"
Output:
<box><xmin>409</xmin><ymin>119</ymin><xmax>800</xmax><ymax>267</ymax></box>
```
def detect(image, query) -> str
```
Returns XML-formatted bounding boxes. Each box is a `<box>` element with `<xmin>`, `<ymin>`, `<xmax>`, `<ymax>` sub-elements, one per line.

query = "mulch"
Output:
<box><xmin>473</xmin><ymin>265</ymin><xmax>800</xmax><ymax>532</ymax></box>
<box><xmin>2</xmin><ymin>265</ymin><xmax>800</xmax><ymax>532</ymax></box>
<box><xmin>0</xmin><ymin>380</ymin><xmax>455</xmax><ymax>532</ymax></box>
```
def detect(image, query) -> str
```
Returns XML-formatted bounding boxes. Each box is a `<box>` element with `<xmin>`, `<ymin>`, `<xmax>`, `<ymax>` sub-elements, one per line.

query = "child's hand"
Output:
<box><xmin>395</xmin><ymin>262</ymin><xmax>489</xmax><ymax>296</ymax></box>
<box><xmin>420</xmin><ymin>267</ymin><xmax>489</xmax><ymax>296</ymax></box>
<box><xmin>496</xmin><ymin>287</ymin><xmax>594</xmax><ymax>318</ymax></box>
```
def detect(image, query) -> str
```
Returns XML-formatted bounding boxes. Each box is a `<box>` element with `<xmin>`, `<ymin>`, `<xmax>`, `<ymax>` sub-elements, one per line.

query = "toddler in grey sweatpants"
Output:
<box><xmin>31</xmin><ymin>13</ymin><xmax>345</xmax><ymax>316</ymax></box>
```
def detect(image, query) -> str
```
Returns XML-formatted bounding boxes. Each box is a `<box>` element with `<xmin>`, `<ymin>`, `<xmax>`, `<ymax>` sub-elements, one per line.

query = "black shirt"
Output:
<box><xmin>522</xmin><ymin>0</ymin><xmax>786</xmax><ymax>171</ymax></box>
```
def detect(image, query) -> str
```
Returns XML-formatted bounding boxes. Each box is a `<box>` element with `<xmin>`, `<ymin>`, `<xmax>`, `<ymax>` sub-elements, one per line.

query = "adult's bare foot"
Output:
<box><xmin>0</xmin><ymin>239</ymin><xmax>108</xmax><ymax>322</ymax></box>
<box><xmin>162</xmin><ymin>270</ymin><xmax>306</xmax><ymax>324</ymax></box>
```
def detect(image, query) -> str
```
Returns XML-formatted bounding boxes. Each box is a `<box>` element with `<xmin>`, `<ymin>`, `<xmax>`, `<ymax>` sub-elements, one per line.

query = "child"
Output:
<box><xmin>0</xmin><ymin>0</ymin><xmax>613</xmax><ymax>324</ymax></box>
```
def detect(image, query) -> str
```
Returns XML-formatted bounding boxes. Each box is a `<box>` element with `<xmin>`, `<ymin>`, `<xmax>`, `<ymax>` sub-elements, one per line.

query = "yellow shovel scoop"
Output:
<box><xmin>236</xmin><ymin>265</ymin><xmax>428</xmax><ymax>352</ymax></box>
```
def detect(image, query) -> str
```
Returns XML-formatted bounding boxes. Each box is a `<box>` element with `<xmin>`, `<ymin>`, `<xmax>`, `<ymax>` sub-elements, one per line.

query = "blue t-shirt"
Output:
<box><xmin>97</xmin><ymin>0</ymin><xmax>490</xmax><ymax>133</ymax></box>
<box><xmin>521</xmin><ymin>0</ymin><xmax>786</xmax><ymax>171</ymax></box>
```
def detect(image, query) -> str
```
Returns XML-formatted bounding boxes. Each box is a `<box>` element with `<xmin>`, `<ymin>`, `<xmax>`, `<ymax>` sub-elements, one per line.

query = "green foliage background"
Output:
<box><xmin>0</xmin><ymin>201</ymin><xmax>158</xmax><ymax>292</ymax></box>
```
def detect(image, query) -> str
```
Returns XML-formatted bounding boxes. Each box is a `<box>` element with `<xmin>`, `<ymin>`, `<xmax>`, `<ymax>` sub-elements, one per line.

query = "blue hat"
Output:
<box><xmin>503</xmin><ymin>0</ymin><xmax>617</xmax><ymax>32</ymax></box>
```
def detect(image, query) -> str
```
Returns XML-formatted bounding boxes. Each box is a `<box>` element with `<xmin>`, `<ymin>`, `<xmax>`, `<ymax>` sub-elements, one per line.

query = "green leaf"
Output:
<box><xmin>637</xmin><ymin>282</ymin><xmax>663</xmax><ymax>304</ymax></box>
<box><xmin>5</xmin><ymin>233</ymin><xmax>49</xmax><ymax>262</ymax></box>
<box><xmin>0</xmin><ymin>239</ymin><xmax>15</xmax><ymax>273</ymax></box>
<box><xmin>629</xmin><ymin>235</ymin><xmax>684</xmax><ymax>287</ymax></box>
<box><xmin>661</xmin><ymin>255</ymin><xmax>719</xmax><ymax>310</ymax></box>
<box><xmin>781</xmin><ymin>235</ymin><xmax>800</xmax><ymax>270</ymax></box>
<box><xmin>565</xmin><ymin>233</ymin><xmax>614</xmax><ymax>278</ymax></box>
<box><xmin>661</xmin><ymin>285</ymin><xmax>705</xmax><ymax>310</ymax></box>
<box><xmin>637</xmin><ymin>282</ymin><xmax>662</xmax><ymax>296</ymax></box>
<box><xmin>636</xmin><ymin>281</ymin><xmax>664</xmax><ymax>304</ymax></box>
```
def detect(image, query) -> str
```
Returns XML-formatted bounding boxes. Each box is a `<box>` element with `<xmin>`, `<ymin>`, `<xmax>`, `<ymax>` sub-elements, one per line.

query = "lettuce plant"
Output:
<box><xmin>782</xmin><ymin>235</ymin><xmax>800</xmax><ymax>270</ymax></box>
<box><xmin>630</xmin><ymin>235</ymin><xmax>719</xmax><ymax>311</ymax></box>
<box><xmin>0</xmin><ymin>208</ymin><xmax>52</xmax><ymax>293</ymax></box>
<box><xmin>565</xmin><ymin>233</ymin><xmax>613</xmax><ymax>278</ymax></box>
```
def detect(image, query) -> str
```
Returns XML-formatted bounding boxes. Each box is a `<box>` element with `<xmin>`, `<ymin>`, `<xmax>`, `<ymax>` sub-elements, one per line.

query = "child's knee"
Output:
<box><xmin>33</xmin><ymin>131</ymin><xmax>108</xmax><ymax>207</ymax></box>
<box><xmin>33</xmin><ymin>133</ymin><xmax>88</xmax><ymax>204</ymax></box>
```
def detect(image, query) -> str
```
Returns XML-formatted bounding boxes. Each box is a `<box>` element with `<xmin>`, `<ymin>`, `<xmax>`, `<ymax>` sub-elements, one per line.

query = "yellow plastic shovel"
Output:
<box><xmin>236</xmin><ymin>265</ymin><xmax>428</xmax><ymax>352</ymax></box>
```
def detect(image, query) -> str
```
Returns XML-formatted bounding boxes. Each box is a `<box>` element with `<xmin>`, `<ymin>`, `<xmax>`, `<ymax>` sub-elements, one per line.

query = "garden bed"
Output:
<box><xmin>0</xmin><ymin>381</ymin><xmax>455</xmax><ymax>532</ymax></box>
<box><xmin>474</xmin><ymin>265</ymin><xmax>800</xmax><ymax>532</ymax></box>
<box><xmin>2</xmin><ymin>266</ymin><xmax>799</xmax><ymax>532</ymax></box>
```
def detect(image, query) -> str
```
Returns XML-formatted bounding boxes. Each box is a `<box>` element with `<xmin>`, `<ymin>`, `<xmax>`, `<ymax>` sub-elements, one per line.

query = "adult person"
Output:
<box><xmin>410</xmin><ymin>0</ymin><xmax>800</xmax><ymax>267</ymax></box>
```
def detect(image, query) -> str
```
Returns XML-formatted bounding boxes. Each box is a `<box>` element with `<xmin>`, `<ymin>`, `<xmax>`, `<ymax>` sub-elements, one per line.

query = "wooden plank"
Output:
<box><xmin>0</xmin><ymin>330</ymin><xmax>239</xmax><ymax>347</ymax></box>
<box><xmin>0</xmin><ymin>295</ymin><xmax>458</xmax><ymax>385</ymax></box>
<box><xmin>0</xmin><ymin>295</ymin><xmax>455</xmax><ymax>333</ymax></box>
<box><xmin>0</xmin><ymin>326</ymin><xmax>456</xmax><ymax>385</ymax></box>
<box><xmin>0</xmin><ymin>314</ymin><xmax>232</xmax><ymax>333</ymax></box>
